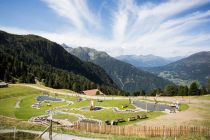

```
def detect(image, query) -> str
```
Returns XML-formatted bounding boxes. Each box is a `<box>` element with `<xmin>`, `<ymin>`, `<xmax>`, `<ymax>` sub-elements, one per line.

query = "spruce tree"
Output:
<box><xmin>189</xmin><ymin>82</ymin><xmax>200</xmax><ymax>96</ymax></box>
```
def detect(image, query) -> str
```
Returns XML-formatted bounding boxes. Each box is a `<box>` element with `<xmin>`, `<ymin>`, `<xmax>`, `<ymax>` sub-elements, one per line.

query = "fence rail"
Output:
<box><xmin>72</xmin><ymin>122</ymin><xmax>210</xmax><ymax>137</ymax></box>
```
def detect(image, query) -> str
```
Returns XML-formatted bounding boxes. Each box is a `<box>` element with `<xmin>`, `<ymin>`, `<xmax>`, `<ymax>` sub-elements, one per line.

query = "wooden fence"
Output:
<box><xmin>72</xmin><ymin>122</ymin><xmax>210</xmax><ymax>137</ymax></box>
<box><xmin>1</xmin><ymin>115</ymin><xmax>210</xmax><ymax>137</ymax></box>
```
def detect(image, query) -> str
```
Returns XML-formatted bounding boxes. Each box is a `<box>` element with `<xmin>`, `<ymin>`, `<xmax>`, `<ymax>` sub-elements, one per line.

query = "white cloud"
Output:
<box><xmin>42</xmin><ymin>0</ymin><xmax>100</xmax><ymax>31</ymax></box>
<box><xmin>1</xmin><ymin>0</ymin><xmax>210</xmax><ymax>57</ymax></box>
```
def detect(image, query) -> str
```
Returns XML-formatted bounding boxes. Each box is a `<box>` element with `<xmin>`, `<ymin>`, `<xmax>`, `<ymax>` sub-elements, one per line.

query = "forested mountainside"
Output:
<box><xmin>143</xmin><ymin>51</ymin><xmax>210</xmax><ymax>85</ymax></box>
<box><xmin>64</xmin><ymin>46</ymin><xmax>172</xmax><ymax>92</ymax></box>
<box><xmin>0</xmin><ymin>30</ymin><xmax>122</xmax><ymax>95</ymax></box>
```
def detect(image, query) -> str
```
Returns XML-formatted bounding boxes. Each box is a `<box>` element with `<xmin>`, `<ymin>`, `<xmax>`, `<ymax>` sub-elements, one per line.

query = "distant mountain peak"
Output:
<box><xmin>68</xmin><ymin>46</ymin><xmax>109</xmax><ymax>61</ymax></box>
<box><xmin>116</xmin><ymin>54</ymin><xmax>172</xmax><ymax>67</ymax></box>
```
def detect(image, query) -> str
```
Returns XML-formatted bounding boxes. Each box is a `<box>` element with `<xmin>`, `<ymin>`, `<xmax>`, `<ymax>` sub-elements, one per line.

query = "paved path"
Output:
<box><xmin>0</xmin><ymin>129</ymin><xmax>101</xmax><ymax>140</ymax></box>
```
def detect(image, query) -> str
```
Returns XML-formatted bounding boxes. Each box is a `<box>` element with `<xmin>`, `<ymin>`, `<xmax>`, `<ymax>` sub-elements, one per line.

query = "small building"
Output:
<box><xmin>81</xmin><ymin>89</ymin><xmax>103</xmax><ymax>96</ymax></box>
<box><xmin>0</xmin><ymin>82</ymin><xmax>8</xmax><ymax>88</ymax></box>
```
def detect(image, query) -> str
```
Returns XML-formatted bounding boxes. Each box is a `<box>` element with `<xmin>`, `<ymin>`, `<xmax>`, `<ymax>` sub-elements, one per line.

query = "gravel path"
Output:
<box><xmin>14</xmin><ymin>100</ymin><xmax>21</xmax><ymax>108</ymax></box>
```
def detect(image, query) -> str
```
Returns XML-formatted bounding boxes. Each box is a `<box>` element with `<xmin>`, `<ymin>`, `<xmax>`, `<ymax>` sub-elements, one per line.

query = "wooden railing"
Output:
<box><xmin>72</xmin><ymin>122</ymin><xmax>210</xmax><ymax>137</ymax></box>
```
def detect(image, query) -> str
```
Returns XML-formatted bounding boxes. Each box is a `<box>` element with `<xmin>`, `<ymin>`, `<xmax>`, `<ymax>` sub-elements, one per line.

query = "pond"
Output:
<box><xmin>133</xmin><ymin>100</ymin><xmax>171</xmax><ymax>111</ymax></box>
<box><xmin>36</xmin><ymin>96</ymin><xmax>63</xmax><ymax>102</ymax></box>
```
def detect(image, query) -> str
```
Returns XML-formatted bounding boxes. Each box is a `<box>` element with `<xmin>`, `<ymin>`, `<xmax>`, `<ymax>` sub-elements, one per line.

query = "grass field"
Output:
<box><xmin>70</xmin><ymin>99</ymin><xmax>135</xmax><ymax>109</ymax></box>
<box><xmin>192</xmin><ymin>94</ymin><xmax>210</xmax><ymax>100</ymax></box>
<box><xmin>178</xmin><ymin>104</ymin><xmax>189</xmax><ymax>111</ymax></box>
<box><xmin>15</xmin><ymin>95</ymin><xmax>67</xmax><ymax>120</ymax></box>
<box><xmin>0</xmin><ymin>85</ymin><xmax>165</xmax><ymax>125</ymax></box>
<box><xmin>0</xmin><ymin>85</ymin><xmax>40</xmax><ymax>99</ymax></box>
<box><xmin>0</xmin><ymin>85</ymin><xmax>67</xmax><ymax>120</ymax></box>
<box><xmin>66</xmin><ymin>108</ymin><xmax>164</xmax><ymax>125</ymax></box>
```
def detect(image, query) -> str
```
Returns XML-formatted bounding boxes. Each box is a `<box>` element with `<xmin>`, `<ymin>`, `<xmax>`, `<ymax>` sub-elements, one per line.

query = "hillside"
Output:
<box><xmin>0</xmin><ymin>31</ymin><xmax>120</xmax><ymax>94</ymax></box>
<box><xmin>63</xmin><ymin>46</ymin><xmax>171</xmax><ymax>92</ymax></box>
<box><xmin>144</xmin><ymin>51</ymin><xmax>210</xmax><ymax>85</ymax></box>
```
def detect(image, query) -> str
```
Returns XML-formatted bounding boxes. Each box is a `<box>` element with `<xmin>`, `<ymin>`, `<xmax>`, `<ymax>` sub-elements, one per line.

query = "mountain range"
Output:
<box><xmin>63</xmin><ymin>46</ymin><xmax>171</xmax><ymax>92</ymax></box>
<box><xmin>116</xmin><ymin>54</ymin><xmax>184</xmax><ymax>67</ymax></box>
<box><xmin>1</xmin><ymin>30</ymin><xmax>208</xmax><ymax>94</ymax></box>
<box><xmin>0</xmin><ymin>30</ymin><xmax>121</xmax><ymax>95</ymax></box>
<box><xmin>143</xmin><ymin>51</ymin><xmax>210</xmax><ymax>85</ymax></box>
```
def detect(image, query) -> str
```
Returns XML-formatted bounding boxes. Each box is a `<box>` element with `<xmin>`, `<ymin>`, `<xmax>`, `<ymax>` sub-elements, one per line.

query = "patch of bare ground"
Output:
<box><xmin>136</xmin><ymin>97</ymin><xmax>210</xmax><ymax>127</ymax></box>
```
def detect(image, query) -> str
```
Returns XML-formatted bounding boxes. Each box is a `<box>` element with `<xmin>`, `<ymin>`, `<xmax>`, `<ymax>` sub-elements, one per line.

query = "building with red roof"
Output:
<box><xmin>82</xmin><ymin>89</ymin><xmax>103</xmax><ymax>96</ymax></box>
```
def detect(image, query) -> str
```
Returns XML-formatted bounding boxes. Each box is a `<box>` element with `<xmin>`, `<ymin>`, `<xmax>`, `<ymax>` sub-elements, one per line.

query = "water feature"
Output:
<box><xmin>36</xmin><ymin>95</ymin><xmax>63</xmax><ymax>102</ymax></box>
<box><xmin>133</xmin><ymin>100</ymin><xmax>171</xmax><ymax>111</ymax></box>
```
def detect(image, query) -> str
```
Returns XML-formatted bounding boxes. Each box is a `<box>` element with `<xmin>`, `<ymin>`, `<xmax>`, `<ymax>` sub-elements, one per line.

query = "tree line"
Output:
<box><xmin>132</xmin><ymin>80</ymin><xmax>210</xmax><ymax>96</ymax></box>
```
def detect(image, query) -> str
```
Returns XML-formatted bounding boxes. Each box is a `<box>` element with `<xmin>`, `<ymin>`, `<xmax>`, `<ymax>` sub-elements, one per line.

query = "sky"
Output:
<box><xmin>0</xmin><ymin>0</ymin><xmax>210</xmax><ymax>57</ymax></box>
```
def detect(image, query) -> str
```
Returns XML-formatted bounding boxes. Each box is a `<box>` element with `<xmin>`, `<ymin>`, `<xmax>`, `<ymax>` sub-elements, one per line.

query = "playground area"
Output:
<box><xmin>0</xmin><ymin>85</ymin><xmax>189</xmax><ymax>126</ymax></box>
<box><xmin>0</xmin><ymin>84</ymin><xmax>210</xmax><ymax>139</ymax></box>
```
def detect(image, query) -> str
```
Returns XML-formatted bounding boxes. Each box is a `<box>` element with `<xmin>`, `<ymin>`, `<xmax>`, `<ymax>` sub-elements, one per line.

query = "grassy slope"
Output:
<box><xmin>0</xmin><ymin>85</ymin><xmax>40</xmax><ymax>99</ymax></box>
<box><xmin>0</xmin><ymin>85</ymin><xmax>165</xmax><ymax>125</ymax></box>
<box><xmin>70</xmin><ymin>99</ymin><xmax>135</xmax><ymax>109</ymax></box>
<box><xmin>192</xmin><ymin>95</ymin><xmax>210</xmax><ymax>100</ymax></box>
<box><xmin>0</xmin><ymin>85</ymin><xmax>67</xmax><ymax>120</ymax></box>
<box><xmin>15</xmin><ymin>95</ymin><xmax>67</xmax><ymax>120</ymax></box>
<box><xmin>0</xmin><ymin>97</ymin><xmax>17</xmax><ymax>117</ymax></box>
<box><xmin>179</xmin><ymin>104</ymin><xmax>189</xmax><ymax>111</ymax></box>
<box><xmin>65</xmin><ymin>109</ymin><xmax>164</xmax><ymax>125</ymax></box>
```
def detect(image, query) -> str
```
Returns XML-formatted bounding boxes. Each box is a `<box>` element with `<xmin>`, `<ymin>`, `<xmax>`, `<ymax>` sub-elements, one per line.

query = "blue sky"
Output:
<box><xmin>0</xmin><ymin>0</ymin><xmax>210</xmax><ymax>57</ymax></box>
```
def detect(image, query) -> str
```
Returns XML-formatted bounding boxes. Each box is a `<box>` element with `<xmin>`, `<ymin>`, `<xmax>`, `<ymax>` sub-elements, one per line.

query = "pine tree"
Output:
<box><xmin>164</xmin><ymin>85</ymin><xmax>178</xmax><ymax>96</ymax></box>
<box><xmin>3</xmin><ymin>70</ymin><xmax>9</xmax><ymax>82</ymax></box>
<box><xmin>200</xmin><ymin>86</ymin><xmax>207</xmax><ymax>95</ymax></box>
<box><xmin>72</xmin><ymin>83</ymin><xmax>79</xmax><ymax>92</ymax></box>
<box><xmin>178</xmin><ymin>85</ymin><xmax>185</xmax><ymax>96</ymax></box>
<box><xmin>189</xmin><ymin>82</ymin><xmax>200</xmax><ymax>96</ymax></box>
<box><xmin>184</xmin><ymin>86</ymin><xmax>189</xmax><ymax>96</ymax></box>
<box><xmin>140</xmin><ymin>90</ymin><xmax>146</xmax><ymax>96</ymax></box>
